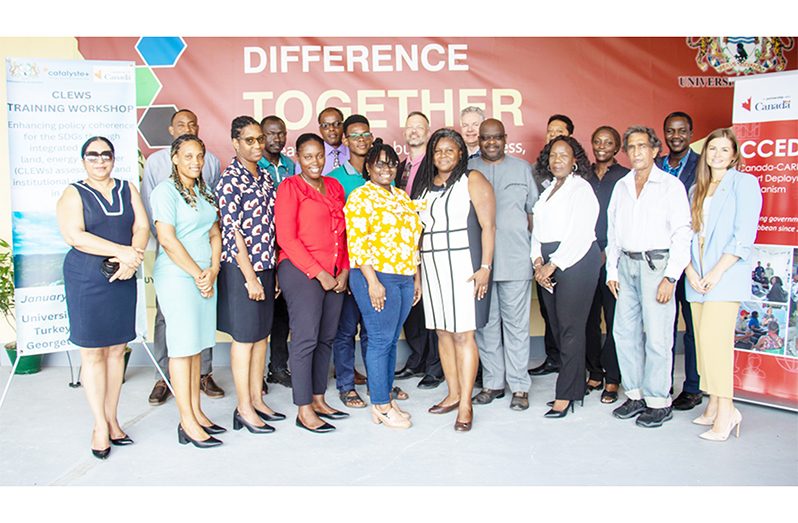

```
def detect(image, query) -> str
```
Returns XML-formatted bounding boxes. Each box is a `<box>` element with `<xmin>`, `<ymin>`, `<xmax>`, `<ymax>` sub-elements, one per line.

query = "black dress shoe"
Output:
<box><xmin>395</xmin><ymin>366</ymin><xmax>424</xmax><ymax>380</ymax></box>
<box><xmin>177</xmin><ymin>424</ymin><xmax>223</xmax><ymax>448</ymax></box>
<box><xmin>92</xmin><ymin>447</ymin><xmax>111</xmax><ymax>460</ymax></box>
<box><xmin>472</xmin><ymin>388</ymin><xmax>506</xmax><ymax>405</ymax></box>
<box><xmin>201</xmin><ymin>423</ymin><xmax>227</xmax><ymax>435</ymax></box>
<box><xmin>418</xmin><ymin>374</ymin><xmax>443</xmax><ymax>389</ymax></box>
<box><xmin>266</xmin><ymin>368</ymin><xmax>293</xmax><ymax>388</ymax></box>
<box><xmin>672</xmin><ymin>391</ymin><xmax>703</xmax><ymax>411</ymax></box>
<box><xmin>255</xmin><ymin>408</ymin><xmax>287</xmax><ymax>422</ymax></box>
<box><xmin>233</xmin><ymin>409</ymin><xmax>275</xmax><ymax>433</ymax></box>
<box><xmin>296</xmin><ymin>417</ymin><xmax>336</xmax><ymax>433</ymax></box>
<box><xmin>315</xmin><ymin>409</ymin><xmax>350</xmax><ymax>420</ymax></box>
<box><xmin>528</xmin><ymin>361</ymin><xmax>560</xmax><ymax>376</ymax></box>
<box><xmin>110</xmin><ymin>435</ymin><xmax>134</xmax><ymax>446</ymax></box>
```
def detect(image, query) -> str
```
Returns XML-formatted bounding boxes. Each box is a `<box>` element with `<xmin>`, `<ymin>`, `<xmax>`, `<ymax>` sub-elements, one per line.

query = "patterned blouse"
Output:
<box><xmin>215</xmin><ymin>157</ymin><xmax>276</xmax><ymax>271</ymax></box>
<box><xmin>344</xmin><ymin>181</ymin><xmax>423</xmax><ymax>276</ymax></box>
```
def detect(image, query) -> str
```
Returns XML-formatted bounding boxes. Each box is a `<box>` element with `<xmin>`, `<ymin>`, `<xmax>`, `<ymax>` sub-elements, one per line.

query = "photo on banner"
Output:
<box><xmin>5</xmin><ymin>58</ymin><xmax>144</xmax><ymax>356</ymax></box>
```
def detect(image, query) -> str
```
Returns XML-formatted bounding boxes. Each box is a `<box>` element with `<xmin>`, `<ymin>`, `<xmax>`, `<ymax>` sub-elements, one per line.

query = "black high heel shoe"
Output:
<box><xmin>233</xmin><ymin>409</ymin><xmax>275</xmax><ymax>433</ymax></box>
<box><xmin>546</xmin><ymin>399</ymin><xmax>584</xmax><ymax>408</ymax></box>
<box><xmin>177</xmin><ymin>424</ymin><xmax>223</xmax><ymax>448</ymax></box>
<box><xmin>255</xmin><ymin>408</ymin><xmax>287</xmax><ymax>422</ymax></box>
<box><xmin>295</xmin><ymin>417</ymin><xmax>336</xmax><ymax>433</ymax></box>
<box><xmin>544</xmin><ymin>400</ymin><xmax>576</xmax><ymax>418</ymax></box>
<box><xmin>92</xmin><ymin>447</ymin><xmax>111</xmax><ymax>460</ymax></box>
<box><xmin>201</xmin><ymin>423</ymin><xmax>227</xmax><ymax>435</ymax></box>
<box><xmin>315</xmin><ymin>409</ymin><xmax>350</xmax><ymax>420</ymax></box>
<box><xmin>110</xmin><ymin>435</ymin><xmax>134</xmax><ymax>446</ymax></box>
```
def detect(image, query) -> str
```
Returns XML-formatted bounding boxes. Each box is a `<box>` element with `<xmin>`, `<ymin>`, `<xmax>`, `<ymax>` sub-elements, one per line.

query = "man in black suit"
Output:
<box><xmin>655</xmin><ymin>111</ymin><xmax>702</xmax><ymax>411</ymax></box>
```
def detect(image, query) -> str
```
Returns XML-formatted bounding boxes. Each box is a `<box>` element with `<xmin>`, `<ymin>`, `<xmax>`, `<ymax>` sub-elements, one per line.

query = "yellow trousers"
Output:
<box><xmin>690</xmin><ymin>301</ymin><xmax>739</xmax><ymax>398</ymax></box>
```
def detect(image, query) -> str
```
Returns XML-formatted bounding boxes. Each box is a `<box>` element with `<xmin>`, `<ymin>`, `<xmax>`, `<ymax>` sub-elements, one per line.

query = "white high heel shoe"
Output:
<box><xmin>699</xmin><ymin>409</ymin><xmax>742</xmax><ymax>441</ymax></box>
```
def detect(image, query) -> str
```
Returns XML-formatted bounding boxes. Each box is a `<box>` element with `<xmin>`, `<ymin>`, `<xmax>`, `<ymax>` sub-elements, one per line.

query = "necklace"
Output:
<box><xmin>301</xmin><ymin>173</ymin><xmax>323</xmax><ymax>192</ymax></box>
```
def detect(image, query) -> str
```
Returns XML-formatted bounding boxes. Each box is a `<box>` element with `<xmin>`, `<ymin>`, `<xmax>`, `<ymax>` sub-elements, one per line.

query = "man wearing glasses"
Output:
<box><xmin>469</xmin><ymin>118</ymin><xmax>538</xmax><ymax>411</ymax></box>
<box><xmin>327</xmin><ymin>114</ymin><xmax>374</xmax><ymax>409</ymax></box>
<box><xmin>308</xmin><ymin>106</ymin><xmax>350</xmax><ymax>176</ymax></box>
<box><xmin>140</xmin><ymin>108</ymin><xmax>224</xmax><ymax>405</ymax></box>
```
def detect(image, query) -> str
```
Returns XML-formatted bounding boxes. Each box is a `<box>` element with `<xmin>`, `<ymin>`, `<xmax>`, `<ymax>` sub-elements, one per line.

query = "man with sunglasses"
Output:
<box><xmin>141</xmin><ymin>109</ymin><xmax>224</xmax><ymax>406</ymax></box>
<box><xmin>327</xmin><ymin>114</ymin><xmax>374</xmax><ymax>409</ymax></box>
<box><xmin>469</xmin><ymin>118</ymin><xmax>538</xmax><ymax>411</ymax></box>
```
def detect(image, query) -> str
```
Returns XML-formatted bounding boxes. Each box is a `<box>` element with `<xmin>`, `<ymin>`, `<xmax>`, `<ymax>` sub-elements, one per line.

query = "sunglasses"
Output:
<box><xmin>84</xmin><ymin>151</ymin><xmax>114</xmax><ymax>163</ymax></box>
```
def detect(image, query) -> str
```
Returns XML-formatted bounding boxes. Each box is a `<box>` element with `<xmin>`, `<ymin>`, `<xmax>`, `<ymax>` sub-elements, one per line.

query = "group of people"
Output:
<box><xmin>56</xmin><ymin>103</ymin><xmax>761</xmax><ymax>459</ymax></box>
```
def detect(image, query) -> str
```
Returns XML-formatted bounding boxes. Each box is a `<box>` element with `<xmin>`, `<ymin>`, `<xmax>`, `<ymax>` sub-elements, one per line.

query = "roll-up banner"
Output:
<box><xmin>732</xmin><ymin>70</ymin><xmax>798</xmax><ymax>411</ymax></box>
<box><xmin>5</xmin><ymin>58</ymin><xmax>145</xmax><ymax>356</ymax></box>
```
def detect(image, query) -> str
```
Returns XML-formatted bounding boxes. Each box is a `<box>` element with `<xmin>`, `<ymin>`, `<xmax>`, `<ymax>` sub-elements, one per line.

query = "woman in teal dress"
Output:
<box><xmin>151</xmin><ymin>134</ymin><xmax>224</xmax><ymax>448</ymax></box>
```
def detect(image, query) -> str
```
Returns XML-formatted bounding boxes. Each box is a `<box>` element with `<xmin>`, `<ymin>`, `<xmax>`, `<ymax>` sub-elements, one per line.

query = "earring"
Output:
<box><xmin>571</xmin><ymin>164</ymin><xmax>577</xmax><ymax>173</ymax></box>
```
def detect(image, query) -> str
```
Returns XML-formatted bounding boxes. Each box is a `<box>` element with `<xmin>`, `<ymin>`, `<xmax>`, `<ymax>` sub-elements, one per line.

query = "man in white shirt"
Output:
<box><xmin>606</xmin><ymin>126</ymin><xmax>691</xmax><ymax>428</ymax></box>
<box><xmin>141</xmin><ymin>109</ymin><xmax>224</xmax><ymax>405</ymax></box>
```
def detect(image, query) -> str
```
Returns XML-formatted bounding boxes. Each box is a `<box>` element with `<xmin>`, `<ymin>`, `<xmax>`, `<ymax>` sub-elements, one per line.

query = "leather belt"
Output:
<box><xmin>623</xmin><ymin>249</ymin><xmax>669</xmax><ymax>271</ymax></box>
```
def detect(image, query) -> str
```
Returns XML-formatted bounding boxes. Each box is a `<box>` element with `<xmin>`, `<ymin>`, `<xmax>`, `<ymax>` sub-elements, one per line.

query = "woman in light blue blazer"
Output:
<box><xmin>684</xmin><ymin>128</ymin><xmax>762</xmax><ymax>442</ymax></box>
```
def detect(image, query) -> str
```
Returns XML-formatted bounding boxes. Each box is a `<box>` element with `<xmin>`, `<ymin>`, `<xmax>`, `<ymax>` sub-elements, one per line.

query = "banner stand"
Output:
<box><xmin>0</xmin><ymin>340</ymin><xmax>173</xmax><ymax>421</ymax></box>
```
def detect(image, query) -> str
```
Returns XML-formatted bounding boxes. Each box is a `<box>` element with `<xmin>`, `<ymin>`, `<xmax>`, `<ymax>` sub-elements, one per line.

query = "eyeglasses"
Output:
<box><xmin>84</xmin><ymin>151</ymin><xmax>114</xmax><ymax>163</ymax></box>
<box><xmin>372</xmin><ymin>160</ymin><xmax>398</xmax><ymax>171</ymax></box>
<box><xmin>320</xmin><ymin>121</ymin><xmax>343</xmax><ymax>130</ymax></box>
<box><xmin>238</xmin><ymin>135</ymin><xmax>266</xmax><ymax>145</ymax></box>
<box><xmin>478</xmin><ymin>134</ymin><xmax>506</xmax><ymax>141</ymax></box>
<box><xmin>347</xmin><ymin>132</ymin><xmax>373</xmax><ymax>141</ymax></box>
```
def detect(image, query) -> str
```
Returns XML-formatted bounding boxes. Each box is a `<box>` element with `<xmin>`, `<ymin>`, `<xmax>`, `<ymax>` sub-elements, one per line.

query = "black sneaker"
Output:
<box><xmin>267</xmin><ymin>368</ymin><xmax>292</xmax><ymax>388</ymax></box>
<box><xmin>612</xmin><ymin>398</ymin><xmax>647</xmax><ymax>419</ymax></box>
<box><xmin>635</xmin><ymin>407</ymin><xmax>673</xmax><ymax>428</ymax></box>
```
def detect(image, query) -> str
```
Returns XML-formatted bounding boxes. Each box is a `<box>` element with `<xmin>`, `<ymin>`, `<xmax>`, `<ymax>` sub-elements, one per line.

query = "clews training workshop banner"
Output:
<box><xmin>732</xmin><ymin>70</ymin><xmax>798</xmax><ymax>411</ymax></box>
<box><xmin>5</xmin><ymin>58</ymin><xmax>144</xmax><ymax>356</ymax></box>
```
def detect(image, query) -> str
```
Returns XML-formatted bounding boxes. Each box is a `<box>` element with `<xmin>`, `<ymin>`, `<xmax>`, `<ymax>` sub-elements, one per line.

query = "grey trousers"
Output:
<box><xmin>613</xmin><ymin>254</ymin><xmax>675</xmax><ymax>408</ymax></box>
<box><xmin>152</xmin><ymin>299</ymin><xmax>213</xmax><ymax>380</ymax></box>
<box><xmin>476</xmin><ymin>279</ymin><xmax>532</xmax><ymax>393</ymax></box>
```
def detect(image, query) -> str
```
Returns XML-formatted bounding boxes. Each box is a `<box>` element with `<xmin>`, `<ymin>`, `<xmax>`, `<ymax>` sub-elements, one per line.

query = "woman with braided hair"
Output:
<box><xmin>151</xmin><ymin>133</ymin><xmax>225</xmax><ymax>447</ymax></box>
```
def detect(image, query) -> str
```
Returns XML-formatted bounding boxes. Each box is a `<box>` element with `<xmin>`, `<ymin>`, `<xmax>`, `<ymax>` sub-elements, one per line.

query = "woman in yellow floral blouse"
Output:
<box><xmin>344</xmin><ymin>138</ymin><xmax>423</xmax><ymax>429</ymax></box>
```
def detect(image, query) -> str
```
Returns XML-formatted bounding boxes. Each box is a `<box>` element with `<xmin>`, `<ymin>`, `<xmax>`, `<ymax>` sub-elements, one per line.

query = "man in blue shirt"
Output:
<box><xmin>655</xmin><ymin>111</ymin><xmax>702</xmax><ymax>412</ymax></box>
<box><xmin>257</xmin><ymin>115</ymin><xmax>294</xmax><ymax>390</ymax></box>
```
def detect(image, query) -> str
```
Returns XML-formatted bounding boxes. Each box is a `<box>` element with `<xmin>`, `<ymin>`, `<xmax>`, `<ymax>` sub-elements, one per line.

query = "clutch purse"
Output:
<box><xmin>100</xmin><ymin>257</ymin><xmax>120</xmax><ymax>280</ymax></box>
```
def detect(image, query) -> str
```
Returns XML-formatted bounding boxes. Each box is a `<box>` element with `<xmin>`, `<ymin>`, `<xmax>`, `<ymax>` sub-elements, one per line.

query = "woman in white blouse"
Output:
<box><xmin>531</xmin><ymin>136</ymin><xmax>600</xmax><ymax>418</ymax></box>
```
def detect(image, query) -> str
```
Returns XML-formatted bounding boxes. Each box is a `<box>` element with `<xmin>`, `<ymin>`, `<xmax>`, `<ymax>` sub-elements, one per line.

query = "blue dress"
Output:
<box><xmin>151</xmin><ymin>181</ymin><xmax>218</xmax><ymax>357</ymax></box>
<box><xmin>63</xmin><ymin>179</ymin><xmax>136</xmax><ymax>348</ymax></box>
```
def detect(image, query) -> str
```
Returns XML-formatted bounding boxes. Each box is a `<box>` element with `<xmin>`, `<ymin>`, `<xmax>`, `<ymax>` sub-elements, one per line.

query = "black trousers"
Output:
<box><xmin>585</xmin><ymin>262</ymin><xmax>621</xmax><ymax>385</ymax></box>
<box><xmin>535</xmin><ymin>284</ymin><xmax>560</xmax><ymax>367</ymax></box>
<box><xmin>278</xmin><ymin>260</ymin><xmax>344</xmax><ymax>406</ymax></box>
<box><xmin>402</xmin><ymin>299</ymin><xmax>442</xmax><ymax>378</ymax></box>
<box><xmin>540</xmin><ymin>242</ymin><xmax>600</xmax><ymax>401</ymax></box>
<box><xmin>268</xmin><ymin>293</ymin><xmax>290</xmax><ymax>373</ymax></box>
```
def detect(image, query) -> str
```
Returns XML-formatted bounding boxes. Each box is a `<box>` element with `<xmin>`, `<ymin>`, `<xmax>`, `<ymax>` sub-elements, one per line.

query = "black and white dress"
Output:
<box><xmin>417</xmin><ymin>173</ymin><xmax>490</xmax><ymax>333</ymax></box>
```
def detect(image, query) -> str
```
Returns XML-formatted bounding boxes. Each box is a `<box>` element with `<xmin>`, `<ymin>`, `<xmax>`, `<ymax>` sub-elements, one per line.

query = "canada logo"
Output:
<box><xmin>686</xmin><ymin>36</ymin><xmax>794</xmax><ymax>75</ymax></box>
<box><xmin>742</xmin><ymin>97</ymin><xmax>752</xmax><ymax>111</ymax></box>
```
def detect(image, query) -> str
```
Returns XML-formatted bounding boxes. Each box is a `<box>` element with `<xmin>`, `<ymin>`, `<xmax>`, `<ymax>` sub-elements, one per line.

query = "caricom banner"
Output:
<box><xmin>732</xmin><ymin>70</ymin><xmax>798</xmax><ymax>411</ymax></box>
<box><xmin>5</xmin><ymin>58</ymin><xmax>145</xmax><ymax>356</ymax></box>
<box><xmin>76</xmin><ymin>37</ymin><xmax>797</xmax><ymax>166</ymax></box>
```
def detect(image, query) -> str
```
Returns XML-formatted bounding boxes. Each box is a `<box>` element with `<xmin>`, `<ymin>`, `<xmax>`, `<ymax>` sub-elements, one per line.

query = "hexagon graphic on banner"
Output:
<box><xmin>135</xmin><ymin>37</ymin><xmax>187</xmax><ymax>68</ymax></box>
<box><xmin>135</xmin><ymin>66</ymin><xmax>162</xmax><ymax>108</ymax></box>
<box><xmin>139</xmin><ymin>105</ymin><xmax>179</xmax><ymax>149</ymax></box>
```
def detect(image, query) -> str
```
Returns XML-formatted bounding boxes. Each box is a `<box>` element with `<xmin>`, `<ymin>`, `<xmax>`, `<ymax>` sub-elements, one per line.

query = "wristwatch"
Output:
<box><xmin>665</xmin><ymin>277</ymin><xmax>677</xmax><ymax>284</ymax></box>
<box><xmin>481</xmin><ymin>264</ymin><xmax>492</xmax><ymax>271</ymax></box>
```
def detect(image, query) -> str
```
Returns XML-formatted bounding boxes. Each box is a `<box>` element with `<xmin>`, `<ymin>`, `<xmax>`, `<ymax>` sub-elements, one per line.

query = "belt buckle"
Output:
<box><xmin>643</xmin><ymin>251</ymin><xmax>656</xmax><ymax>271</ymax></box>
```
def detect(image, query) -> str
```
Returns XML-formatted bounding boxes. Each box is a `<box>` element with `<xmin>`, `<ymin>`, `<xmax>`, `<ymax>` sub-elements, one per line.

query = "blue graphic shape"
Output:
<box><xmin>135</xmin><ymin>37</ymin><xmax>187</xmax><ymax>67</ymax></box>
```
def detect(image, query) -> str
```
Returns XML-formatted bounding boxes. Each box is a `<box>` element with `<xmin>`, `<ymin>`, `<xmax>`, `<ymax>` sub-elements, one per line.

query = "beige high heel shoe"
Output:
<box><xmin>371</xmin><ymin>405</ymin><xmax>411</xmax><ymax>429</ymax></box>
<box><xmin>692</xmin><ymin>413</ymin><xmax>716</xmax><ymax>426</ymax></box>
<box><xmin>390</xmin><ymin>399</ymin><xmax>411</xmax><ymax>419</ymax></box>
<box><xmin>699</xmin><ymin>409</ymin><xmax>742</xmax><ymax>441</ymax></box>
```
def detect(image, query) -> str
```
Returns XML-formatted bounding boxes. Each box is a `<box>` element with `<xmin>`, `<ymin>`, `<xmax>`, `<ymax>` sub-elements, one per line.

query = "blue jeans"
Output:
<box><xmin>349</xmin><ymin>269</ymin><xmax>414</xmax><ymax>405</ymax></box>
<box><xmin>332</xmin><ymin>292</ymin><xmax>368</xmax><ymax>392</ymax></box>
<box><xmin>613</xmin><ymin>254</ymin><xmax>676</xmax><ymax>408</ymax></box>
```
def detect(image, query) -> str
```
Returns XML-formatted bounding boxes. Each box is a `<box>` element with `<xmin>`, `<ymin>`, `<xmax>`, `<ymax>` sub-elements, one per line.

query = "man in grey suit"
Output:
<box><xmin>470</xmin><ymin>119</ymin><xmax>538</xmax><ymax>410</ymax></box>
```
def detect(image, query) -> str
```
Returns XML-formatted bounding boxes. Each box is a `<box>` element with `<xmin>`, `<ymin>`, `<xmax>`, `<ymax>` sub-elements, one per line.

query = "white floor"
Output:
<box><xmin>0</xmin><ymin>340</ymin><xmax>796</xmax><ymax>486</ymax></box>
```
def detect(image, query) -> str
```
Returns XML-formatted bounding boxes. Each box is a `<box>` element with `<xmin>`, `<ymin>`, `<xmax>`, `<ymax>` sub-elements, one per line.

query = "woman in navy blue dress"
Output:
<box><xmin>57</xmin><ymin>137</ymin><xmax>149</xmax><ymax>459</ymax></box>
